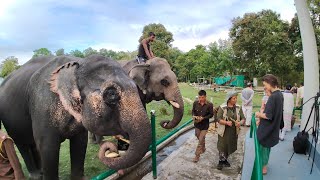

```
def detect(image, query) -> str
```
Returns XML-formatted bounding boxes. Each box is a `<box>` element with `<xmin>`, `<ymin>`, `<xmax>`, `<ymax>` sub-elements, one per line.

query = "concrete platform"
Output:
<box><xmin>142</xmin><ymin>124</ymin><xmax>249</xmax><ymax>180</ymax></box>
<box><xmin>242</xmin><ymin>125</ymin><xmax>320</xmax><ymax>180</ymax></box>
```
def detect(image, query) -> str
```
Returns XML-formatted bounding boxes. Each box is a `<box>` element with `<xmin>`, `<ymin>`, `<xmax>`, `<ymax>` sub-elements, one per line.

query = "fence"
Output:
<box><xmin>91</xmin><ymin>111</ymin><xmax>193</xmax><ymax>180</ymax></box>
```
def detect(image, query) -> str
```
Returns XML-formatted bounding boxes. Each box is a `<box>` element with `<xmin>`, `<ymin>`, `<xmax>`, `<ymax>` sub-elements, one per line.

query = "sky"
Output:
<box><xmin>0</xmin><ymin>0</ymin><xmax>297</xmax><ymax>64</ymax></box>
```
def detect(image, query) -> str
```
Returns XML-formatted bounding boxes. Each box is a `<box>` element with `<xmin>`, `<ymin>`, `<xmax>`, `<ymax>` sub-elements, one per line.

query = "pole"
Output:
<box><xmin>294</xmin><ymin>0</ymin><xmax>320</xmax><ymax>131</ymax></box>
<box><xmin>150</xmin><ymin>110</ymin><xmax>157</xmax><ymax>179</ymax></box>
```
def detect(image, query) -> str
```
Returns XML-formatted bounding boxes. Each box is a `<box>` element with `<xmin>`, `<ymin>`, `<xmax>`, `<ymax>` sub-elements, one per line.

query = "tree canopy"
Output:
<box><xmin>0</xmin><ymin>56</ymin><xmax>20</xmax><ymax>77</ymax></box>
<box><xmin>7</xmin><ymin>3</ymin><xmax>320</xmax><ymax>87</ymax></box>
<box><xmin>33</xmin><ymin>48</ymin><xmax>53</xmax><ymax>58</ymax></box>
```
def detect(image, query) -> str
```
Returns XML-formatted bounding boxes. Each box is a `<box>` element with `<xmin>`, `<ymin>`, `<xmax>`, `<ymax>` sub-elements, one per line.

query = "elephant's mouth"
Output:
<box><xmin>101</xmin><ymin>136</ymin><xmax>130</xmax><ymax>158</ymax></box>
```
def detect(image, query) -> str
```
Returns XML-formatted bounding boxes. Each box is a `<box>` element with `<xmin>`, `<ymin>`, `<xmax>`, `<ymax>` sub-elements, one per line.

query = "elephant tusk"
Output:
<box><xmin>169</xmin><ymin>101</ymin><xmax>180</xmax><ymax>109</ymax></box>
<box><xmin>118</xmin><ymin>137</ymin><xmax>130</xmax><ymax>144</ymax></box>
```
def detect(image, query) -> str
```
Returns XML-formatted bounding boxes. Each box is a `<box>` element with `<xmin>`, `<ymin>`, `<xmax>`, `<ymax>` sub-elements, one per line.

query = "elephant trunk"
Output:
<box><xmin>160</xmin><ymin>88</ymin><xmax>184</xmax><ymax>129</ymax></box>
<box><xmin>98</xmin><ymin>90</ymin><xmax>151</xmax><ymax>170</ymax></box>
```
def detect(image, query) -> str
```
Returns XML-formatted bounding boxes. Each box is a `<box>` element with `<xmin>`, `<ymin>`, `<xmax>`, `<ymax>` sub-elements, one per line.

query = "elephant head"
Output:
<box><xmin>126</xmin><ymin>57</ymin><xmax>184</xmax><ymax>129</ymax></box>
<box><xmin>49</xmin><ymin>55</ymin><xmax>151</xmax><ymax>170</ymax></box>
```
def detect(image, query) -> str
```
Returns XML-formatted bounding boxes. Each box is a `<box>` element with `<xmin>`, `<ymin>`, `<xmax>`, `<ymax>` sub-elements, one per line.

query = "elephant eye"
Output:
<box><xmin>161</xmin><ymin>79</ymin><xmax>170</xmax><ymax>87</ymax></box>
<box><xmin>103</xmin><ymin>87</ymin><xmax>120</xmax><ymax>106</ymax></box>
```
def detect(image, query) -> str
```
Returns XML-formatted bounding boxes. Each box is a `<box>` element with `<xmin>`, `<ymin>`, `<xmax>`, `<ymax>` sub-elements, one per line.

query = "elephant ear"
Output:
<box><xmin>128</xmin><ymin>64</ymin><xmax>150</xmax><ymax>94</ymax></box>
<box><xmin>49</xmin><ymin>61</ymin><xmax>82</xmax><ymax>122</ymax></box>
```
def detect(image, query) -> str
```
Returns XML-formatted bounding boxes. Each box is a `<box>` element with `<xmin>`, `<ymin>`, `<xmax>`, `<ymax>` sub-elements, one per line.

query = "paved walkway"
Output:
<box><xmin>143</xmin><ymin>124</ymin><xmax>249</xmax><ymax>180</ymax></box>
<box><xmin>242</xmin><ymin>125</ymin><xmax>320</xmax><ymax>180</ymax></box>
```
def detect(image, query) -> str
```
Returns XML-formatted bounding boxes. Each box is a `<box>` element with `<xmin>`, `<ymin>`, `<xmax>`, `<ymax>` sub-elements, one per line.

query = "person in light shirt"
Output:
<box><xmin>241</xmin><ymin>83</ymin><xmax>254</xmax><ymax>127</ymax></box>
<box><xmin>296</xmin><ymin>82</ymin><xmax>304</xmax><ymax>107</ymax></box>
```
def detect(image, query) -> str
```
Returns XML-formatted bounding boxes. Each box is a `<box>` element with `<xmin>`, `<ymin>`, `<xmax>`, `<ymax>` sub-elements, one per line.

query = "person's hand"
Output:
<box><xmin>255</xmin><ymin>112</ymin><xmax>261</xmax><ymax>118</ymax></box>
<box><xmin>226</xmin><ymin>121</ymin><xmax>233</xmax><ymax>127</ymax></box>
<box><xmin>236</xmin><ymin>121</ymin><xmax>241</xmax><ymax>128</ymax></box>
<box><xmin>256</xmin><ymin>119</ymin><xmax>260</xmax><ymax>126</ymax></box>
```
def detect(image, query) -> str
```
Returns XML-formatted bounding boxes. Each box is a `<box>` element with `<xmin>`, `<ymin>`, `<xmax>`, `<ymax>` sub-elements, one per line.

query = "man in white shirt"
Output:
<box><xmin>241</xmin><ymin>83</ymin><xmax>254</xmax><ymax>127</ymax></box>
<box><xmin>296</xmin><ymin>82</ymin><xmax>304</xmax><ymax>107</ymax></box>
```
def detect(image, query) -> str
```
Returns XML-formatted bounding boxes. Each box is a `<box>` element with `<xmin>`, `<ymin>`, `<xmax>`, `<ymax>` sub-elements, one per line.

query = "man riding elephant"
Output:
<box><xmin>136</xmin><ymin>32</ymin><xmax>156</xmax><ymax>63</ymax></box>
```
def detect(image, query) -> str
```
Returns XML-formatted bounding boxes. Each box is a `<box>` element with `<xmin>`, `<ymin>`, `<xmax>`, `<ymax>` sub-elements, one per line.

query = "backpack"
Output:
<box><xmin>292</xmin><ymin>112</ymin><xmax>311</xmax><ymax>154</ymax></box>
<box><xmin>293</xmin><ymin>131</ymin><xmax>309</xmax><ymax>154</ymax></box>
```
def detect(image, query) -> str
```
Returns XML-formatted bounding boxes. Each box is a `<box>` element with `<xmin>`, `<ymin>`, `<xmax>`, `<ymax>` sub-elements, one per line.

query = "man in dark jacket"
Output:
<box><xmin>192</xmin><ymin>90</ymin><xmax>214</xmax><ymax>163</ymax></box>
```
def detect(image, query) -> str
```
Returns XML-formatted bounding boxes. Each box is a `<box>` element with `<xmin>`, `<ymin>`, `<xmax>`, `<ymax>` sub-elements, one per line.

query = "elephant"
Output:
<box><xmin>0</xmin><ymin>55</ymin><xmax>151</xmax><ymax>180</ymax></box>
<box><xmin>120</xmin><ymin>57</ymin><xmax>184</xmax><ymax>128</ymax></box>
<box><xmin>90</xmin><ymin>57</ymin><xmax>184</xmax><ymax>144</ymax></box>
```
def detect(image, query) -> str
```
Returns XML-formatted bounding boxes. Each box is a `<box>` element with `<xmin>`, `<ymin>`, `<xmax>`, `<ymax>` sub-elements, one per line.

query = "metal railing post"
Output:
<box><xmin>150</xmin><ymin>110</ymin><xmax>157</xmax><ymax>179</ymax></box>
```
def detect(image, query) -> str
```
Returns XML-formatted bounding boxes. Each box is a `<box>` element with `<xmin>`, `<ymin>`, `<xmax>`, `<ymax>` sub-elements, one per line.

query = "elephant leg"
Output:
<box><xmin>95</xmin><ymin>135</ymin><xmax>103</xmax><ymax>144</ymax></box>
<box><xmin>38</xmin><ymin>134</ymin><xmax>61</xmax><ymax>180</ymax></box>
<box><xmin>88</xmin><ymin>132</ymin><xmax>97</xmax><ymax>144</ymax></box>
<box><xmin>70</xmin><ymin>131</ymin><xmax>88</xmax><ymax>180</ymax></box>
<box><xmin>16</xmin><ymin>144</ymin><xmax>42</xmax><ymax>180</ymax></box>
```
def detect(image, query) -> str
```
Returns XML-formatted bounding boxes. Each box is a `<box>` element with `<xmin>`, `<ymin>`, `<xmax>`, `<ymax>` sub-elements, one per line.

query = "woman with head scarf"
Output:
<box><xmin>216</xmin><ymin>91</ymin><xmax>245</xmax><ymax>170</ymax></box>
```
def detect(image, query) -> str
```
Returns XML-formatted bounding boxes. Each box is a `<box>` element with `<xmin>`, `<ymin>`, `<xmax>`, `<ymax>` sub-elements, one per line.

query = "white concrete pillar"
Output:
<box><xmin>295</xmin><ymin>0</ymin><xmax>320</xmax><ymax>131</ymax></box>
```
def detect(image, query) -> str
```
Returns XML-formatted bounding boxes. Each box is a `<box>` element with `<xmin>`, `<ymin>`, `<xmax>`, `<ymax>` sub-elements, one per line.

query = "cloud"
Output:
<box><xmin>0</xmin><ymin>0</ymin><xmax>297</xmax><ymax>64</ymax></box>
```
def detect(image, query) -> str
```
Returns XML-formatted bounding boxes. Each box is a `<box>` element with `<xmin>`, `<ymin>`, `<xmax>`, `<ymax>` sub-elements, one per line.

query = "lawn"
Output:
<box><xmin>15</xmin><ymin>83</ymin><xmax>264</xmax><ymax>179</ymax></box>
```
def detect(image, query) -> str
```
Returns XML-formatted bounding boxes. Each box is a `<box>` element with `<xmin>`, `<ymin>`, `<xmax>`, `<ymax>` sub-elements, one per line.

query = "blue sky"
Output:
<box><xmin>0</xmin><ymin>0</ymin><xmax>296</xmax><ymax>64</ymax></box>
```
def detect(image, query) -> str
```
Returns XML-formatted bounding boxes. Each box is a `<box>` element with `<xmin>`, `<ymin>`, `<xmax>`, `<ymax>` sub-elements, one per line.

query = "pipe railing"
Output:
<box><xmin>250</xmin><ymin>113</ymin><xmax>263</xmax><ymax>180</ymax></box>
<box><xmin>91</xmin><ymin>111</ymin><xmax>193</xmax><ymax>180</ymax></box>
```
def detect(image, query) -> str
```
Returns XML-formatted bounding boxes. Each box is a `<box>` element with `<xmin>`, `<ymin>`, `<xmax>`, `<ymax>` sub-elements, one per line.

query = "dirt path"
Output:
<box><xmin>142</xmin><ymin>124</ymin><xmax>249</xmax><ymax>180</ymax></box>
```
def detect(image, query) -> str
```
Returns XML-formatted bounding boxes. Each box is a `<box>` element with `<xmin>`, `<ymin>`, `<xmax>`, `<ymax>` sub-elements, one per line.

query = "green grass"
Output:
<box><xmin>15</xmin><ymin>83</ymin><xmax>264</xmax><ymax>179</ymax></box>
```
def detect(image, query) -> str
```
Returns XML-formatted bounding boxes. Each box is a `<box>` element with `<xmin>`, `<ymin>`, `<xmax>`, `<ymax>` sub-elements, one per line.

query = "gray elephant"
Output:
<box><xmin>121</xmin><ymin>57</ymin><xmax>184</xmax><ymax>128</ymax></box>
<box><xmin>90</xmin><ymin>57</ymin><xmax>184</xmax><ymax>144</ymax></box>
<box><xmin>0</xmin><ymin>55</ymin><xmax>151</xmax><ymax>180</ymax></box>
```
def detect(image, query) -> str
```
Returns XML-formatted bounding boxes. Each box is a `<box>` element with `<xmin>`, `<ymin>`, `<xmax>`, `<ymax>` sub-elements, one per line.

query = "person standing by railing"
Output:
<box><xmin>216</xmin><ymin>91</ymin><xmax>245</xmax><ymax>170</ymax></box>
<box><xmin>255</xmin><ymin>74</ymin><xmax>284</xmax><ymax>175</ymax></box>
<box><xmin>192</xmin><ymin>90</ymin><xmax>214</xmax><ymax>163</ymax></box>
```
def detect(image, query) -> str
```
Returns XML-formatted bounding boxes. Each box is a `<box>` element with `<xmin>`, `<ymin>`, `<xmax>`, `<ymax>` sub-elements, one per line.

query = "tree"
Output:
<box><xmin>33</xmin><ymin>48</ymin><xmax>52</xmax><ymax>58</ymax></box>
<box><xmin>0</xmin><ymin>56</ymin><xmax>19</xmax><ymax>77</ymax></box>
<box><xmin>99</xmin><ymin>48</ymin><xmax>118</xmax><ymax>59</ymax></box>
<box><xmin>168</xmin><ymin>47</ymin><xmax>183</xmax><ymax>68</ymax></box>
<box><xmin>83</xmin><ymin>47</ymin><xmax>98</xmax><ymax>57</ymax></box>
<box><xmin>69</xmin><ymin>49</ymin><xmax>84</xmax><ymax>58</ymax></box>
<box><xmin>55</xmin><ymin>48</ymin><xmax>65</xmax><ymax>56</ymax></box>
<box><xmin>289</xmin><ymin>0</ymin><xmax>320</xmax><ymax>76</ymax></box>
<box><xmin>139</xmin><ymin>23</ymin><xmax>174</xmax><ymax>60</ymax></box>
<box><xmin>208</xmin><ymin>39</ymin><xmax>238</xmax><ymax>77</ymax></box>
<box><xmin>230</xmin><ymin>10</ymin><xmax>296</xmax><ymax>86</ymax></box>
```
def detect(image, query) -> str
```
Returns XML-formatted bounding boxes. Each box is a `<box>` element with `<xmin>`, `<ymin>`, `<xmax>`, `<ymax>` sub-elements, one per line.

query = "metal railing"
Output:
<box><xmin>91</xmin><ymin>111</ymin><xmax>193</xmax><ymax>180</ymax></box>
<box><xmin>250</xmin><ymin>113</ymin><xmax>263</xmax><ymax>180</ymax></box>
